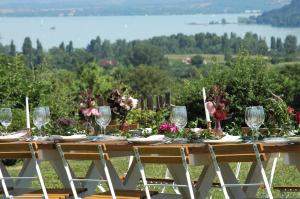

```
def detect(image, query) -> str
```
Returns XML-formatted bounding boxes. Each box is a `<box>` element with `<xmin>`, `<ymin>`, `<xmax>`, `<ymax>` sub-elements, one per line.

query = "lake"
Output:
<box><xmin>0</xmin><ymin>14</ymin><xmax>300</xmax><ymax>49</ymax></box>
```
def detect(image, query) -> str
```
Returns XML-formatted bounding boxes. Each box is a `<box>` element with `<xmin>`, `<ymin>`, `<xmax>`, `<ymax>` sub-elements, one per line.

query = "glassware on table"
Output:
<box><xmin>42</xmin><ymin>106</ymin><xmax>51</xmax><ymax>126</ymax></box>
<box><xmin>245</xmin><ymin>106</ymin><xmax>265</xmax><ymax>141</ymax></box>
<box><xmin>33</xmin><ymin>107</ymin><xmax>47</xmax><ymax>137</ymax></box>
<box><xmin>95</xmin><ymin>106</ymin><xmax>111</xmax><ymax>134</ymax></box>
<box><xmin>0</xmin><ymin>108</ymin><xmax>12</xmax><ymax>135</ymax></box>
<box><xmin>170</xmin><ymin>106</ymin><xmax>188</xmax><ymax>131</ymax></box>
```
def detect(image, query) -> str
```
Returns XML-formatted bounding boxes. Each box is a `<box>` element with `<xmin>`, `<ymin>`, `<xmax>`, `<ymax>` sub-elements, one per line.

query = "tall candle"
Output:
<box><xmin>202</xmin><ymin>88</ymin><xmax>211</xmax><ymax>122</ymax></box>
<box><xmin>25</xmin><ymin>97</ymin><xmax>30</xmax><ymax>129</ymax></box>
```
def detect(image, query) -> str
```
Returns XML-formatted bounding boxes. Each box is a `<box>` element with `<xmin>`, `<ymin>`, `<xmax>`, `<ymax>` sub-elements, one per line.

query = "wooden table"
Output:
<box><xmin>2</xmin><ymin>141</ymin><xmax>300</xmax><ymax>199</ymax></box>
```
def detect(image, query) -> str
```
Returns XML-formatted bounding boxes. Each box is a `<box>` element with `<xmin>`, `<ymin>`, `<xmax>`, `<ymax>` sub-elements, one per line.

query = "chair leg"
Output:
<box><xmin>134</xmin><ymin>148</ymin><xmax>152</xmax><ymax>199</ymax></box>
<box><xmin>253</xmin><ymin>144</ymin><xmax>273</xmax><ymax>199</ymax></box>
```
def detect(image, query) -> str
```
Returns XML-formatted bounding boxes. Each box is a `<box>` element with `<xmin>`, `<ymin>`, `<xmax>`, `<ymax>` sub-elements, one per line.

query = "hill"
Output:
<box><xmin>256</xmin><ymin>0</ymin><xmax>300</xmax><ymax>27</ymax></box>
<box><xmin>0</xmin><ymin>0</ymin><xmax>290</xmax><ymax>16</ymax></box>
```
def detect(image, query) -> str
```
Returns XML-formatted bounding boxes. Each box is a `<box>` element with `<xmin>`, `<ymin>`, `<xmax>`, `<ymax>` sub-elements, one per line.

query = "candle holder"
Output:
<box><xmin>207</xmin><ymin>121</ymin><xmax>212</xmax><ymax>132</ymax></box>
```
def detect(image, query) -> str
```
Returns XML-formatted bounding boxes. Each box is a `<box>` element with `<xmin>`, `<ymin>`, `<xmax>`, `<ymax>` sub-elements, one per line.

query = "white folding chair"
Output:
<box><xmin>134</xmin><ymin>146</ymin><xmax>195</xmax><ymax>199</ymax></box>
<box><xmin>208</xmin><ymin>143</ymin><xmax>273</xmax><ymax>199</ymax></box>
<box><xmin>0</xmin><ymin>142</ymin><xmax>50</xmax><ymax>199</ymax></box>
<box><xmin>57</xmin><ymin>143</ymin><xmax>150</xmax><ymax>199</ymax></box>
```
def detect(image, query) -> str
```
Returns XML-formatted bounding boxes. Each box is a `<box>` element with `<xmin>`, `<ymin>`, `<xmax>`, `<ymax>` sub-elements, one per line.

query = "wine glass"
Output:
<box><xmin>42</xmin><ymin>106</ymin><xmax>51</xmax><ymax>126</ymax></box>
<box><xmin>0</xmin><ymin>108</ymin><xmax>12</xmax><ymax>135</ymax></box>
<box><xmin>245</xmin><ymin>106</ymin><xmax>265</xmax><ymax>141</ymax></box>
<box><xmin>170</xmin><ymin>106</ymin><xmax>187</xmax><ymax>131</ymax></box>
<box><xmin>33</xmin><ymin>107</ymin><xmax>47</xmax><ymax>136</ymax></box>
<box><xmin>95</xmin><ymin>106</ymin><xmax>111</xmax><ymax>134</ymax></box>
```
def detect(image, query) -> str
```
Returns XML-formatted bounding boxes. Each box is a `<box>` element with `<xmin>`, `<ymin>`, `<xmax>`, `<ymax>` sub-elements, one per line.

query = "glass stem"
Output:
<box><xmin>103</xmin><ymin>126</ymin><xmax>106</xmax><ymax>135</ymax></box>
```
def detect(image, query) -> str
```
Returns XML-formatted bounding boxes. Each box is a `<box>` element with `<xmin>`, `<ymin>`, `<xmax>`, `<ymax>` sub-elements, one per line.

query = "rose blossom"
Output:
<box><xmin>213</xmin><ymin>110</ymin><xmax>227</xmax><ymax>121</ymax></box>
<box><xmin>288</xmin><ymin>106</ymin><xmax>295</xmax><ymax>114</ymax></box>
<box><xmin>296</xmin><ymin>112</ymin><xmax>300</xmax><ymax>124</ymax></box>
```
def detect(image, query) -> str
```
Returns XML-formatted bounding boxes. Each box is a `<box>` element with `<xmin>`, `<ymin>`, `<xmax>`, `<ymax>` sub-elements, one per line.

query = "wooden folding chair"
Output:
<box><xmin>208</xmin><ymin>143</ymin><xmax>273</xmax><ymax>199</ymax></box>
<box><xmin>133</xmin><ymin>146</ymin><xmax>195</xmax><ymax>199</ymax></box>
<box><xmin>0</xmin><ymin>142</ymin><xmax>72</xmax><ymax>199</ymax></box>
<box><xmin>57</xmin><ymin>143</ymin><xmax>152</xmax><ymax>199</ymax></box>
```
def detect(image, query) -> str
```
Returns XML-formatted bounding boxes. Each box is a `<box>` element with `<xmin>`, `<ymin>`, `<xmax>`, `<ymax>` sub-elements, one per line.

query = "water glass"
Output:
<box><xmin>170</xmin><ymin>106</ymin><xmax>187</xmax><ymax>131</ymax></box>
<box><xmin>95</xmin><ymin>106</ymin><xmax>111</xmax><ymax>134</ymax></box>
<box><xmin>0</xmin><ymin>108</ymin><xmax>12</xmax><ymax>135</ymax></box>
<box><xmin>42</xmin><ymin>106</ymin><xmax>51</xmax><ymax>126</ymax></box>
<box><xmin>245</xmin><ymin>106</ymin><xmax>265</xmax><ymax>140</ymax></box>
<box><xmin>33</xmin><ymin>107</ymin><xmax>47</xmax><ymax>136</ymax></box>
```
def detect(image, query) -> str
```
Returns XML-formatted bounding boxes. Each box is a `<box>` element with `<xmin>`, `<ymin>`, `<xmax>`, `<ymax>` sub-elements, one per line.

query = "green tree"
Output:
<box><xmin>276</xmin><ymin>38</ymin><xmax>284</xmax><ymax>53</ymax></box>
<box><xmin>59</xmin><ymin>42</ymin><xmax>65</xmax><ymax>51</ymax></box>
<box><xmin>9</xmin><ymin>40</ymin><xmax>16</xmax><ymax>56</ymax></box>
<box><xmin>284</xmin><ymin>35</ymin><xmax>297</xmax><ymax>55</ymax></box>
<box><xmin>270</xmin><ymin>36</ymin><xmax>276</xmax><ymax>51</ymax></box>
<box><xmin>126</xmin><ymin>42</ymin><xmax>167</xmax><ymax>67</ymax></box>
<box><xmin>66</xmin><ymin>41</ymin><xmax>74</xmax><ymax>54</ymax></box>
<box><xmin>35</xmin><ymin>39</ymin><xmax>44</xmax><ymax>65</ymax></box>
<box><xmin>191</xmin><ymin>55</ymin><xmax>204</xmax><ymax>67</ymax></box>
<box><xmin>124</xmin><ymin>65</ymin><xmax>172</xmax><ymax>96</ymax></box>
<box><xmin>22</xmin><ymin>37</ymin><xmax>33</xmax><ymax>67</ymax></box>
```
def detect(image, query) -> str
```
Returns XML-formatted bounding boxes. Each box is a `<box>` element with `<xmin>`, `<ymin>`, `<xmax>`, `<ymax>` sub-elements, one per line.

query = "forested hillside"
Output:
<box><xmin>256</xmin><ymin>0</ymin><xmax>300</xmax><ymax>27</ymax></box>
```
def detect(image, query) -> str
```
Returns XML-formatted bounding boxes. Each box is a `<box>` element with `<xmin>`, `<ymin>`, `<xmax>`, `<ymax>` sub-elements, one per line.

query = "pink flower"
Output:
<box><xmin>206</xmin><ymin>101</ymin><xmax>216</xmax><ymax>116</ymax></box>
<box><xmin>159</xmin><ymin>122</ymin><xmax>178</xmax><ymax>134</ymax></box>
<box><xmin>127</xmin><ymin>97</ymin><xmax>138</xmax><ymax>109</ymax></box>
<box><xmin>288</xmin><ymin>106</ymin><xmax>294</xmax><ymax>114</ymax></box>
<box><xmin>82</xmin><ymin>108</ymin><xmax>100</xmax><ymax>117</ymax></box>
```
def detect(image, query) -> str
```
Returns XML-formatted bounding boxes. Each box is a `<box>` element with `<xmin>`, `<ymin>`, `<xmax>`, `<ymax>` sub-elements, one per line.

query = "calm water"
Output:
<box><xmin>0</xmin><ymin>14</ymin><xmax>300</xmax><ymax>49</ymax></box>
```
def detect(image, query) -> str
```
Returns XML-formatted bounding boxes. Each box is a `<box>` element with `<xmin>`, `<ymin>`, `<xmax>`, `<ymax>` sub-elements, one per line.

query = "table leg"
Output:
<box><xmin>13</xmin><ymin>159</ymin><xmax>36</xmax><ymax>195</ymax></box>
<box><xmin>49</xmin><ymin>159</ymin><xmax>81</xmax><ymax>188</ymax></box>
<box><xmin>0</xmin><ymin>161</ymin><xmax>13</xmax><ymax>187</ymax></box>
<box><xmin>15</xmin><ymin>159</ymin><xmax>36</xmax><ymax>188</ymax></box>
<box><xmin>167</xmin><ymin>164</ymin><xmax>193</xmax><ymax>199</ymax></box>
<box><xmin>122</xmin><ymin>159</ymin><xmax>141</xmax><ymax>189</ymax></box>
<box><xmin>244</xmin><ymin>154</ymin><xmax>272</xmax><ymax>198</ymax></box>
<box><xmin>219</xmin><ymin>163</ymin><xmax>247</xmax><ymax>199</ymax></box>
<box><xmin>194</xmin><ymin>165</ymin><xmax>215</xmax><ymax>199</ymax></box>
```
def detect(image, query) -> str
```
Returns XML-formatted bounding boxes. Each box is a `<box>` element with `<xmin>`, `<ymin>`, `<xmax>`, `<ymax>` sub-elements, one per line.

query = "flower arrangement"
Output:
<box><xmin>206</xmin><ymin>86</ymin><xmax>229</xmax><ymax>121</ymax></box>
<box><xmin>78</xmin><ymin>89</ymin><xmax>101</xmax><ymax>134</ymax></box>
<box><xmin>159</xmin><ymin>122</ymin><xmax>178</xmax><ymax>134</ymax></box>
<box><xmin>205</xmin><ymin>86</ymin><xmax>229</xmax><ymax>134</ymax></box>
<box><xmin>79</xmin><ymin>89</ymin><xmax>100</xmax><ymax>117</ymax></box>
<box><xmin>107</xmin><ymin>88</ymin><xmax>138</xmax><ymax>127</ymax></box>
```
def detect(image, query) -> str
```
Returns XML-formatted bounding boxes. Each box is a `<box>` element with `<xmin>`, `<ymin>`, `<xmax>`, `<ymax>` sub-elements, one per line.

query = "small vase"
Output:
<box><xmin>119</xmin><ymin>121</ymin><xmax>129</xmax><ymax>132</ymax></box>
<box><xmin>214</xmin><ymin>120</ymin><xmax>224</xmax><ymax>137</ymax></box>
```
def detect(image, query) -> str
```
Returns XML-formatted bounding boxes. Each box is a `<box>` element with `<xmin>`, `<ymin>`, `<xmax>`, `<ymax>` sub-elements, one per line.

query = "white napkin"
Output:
<box><xmin>220</xmin><ymin>134</ymin><xmax>241</xmax><ymax>141</ymax></box>
<box><xmin>3</xmin><ymin>130</ymin><xmax>28</xmax><ymax>138</ymax></box>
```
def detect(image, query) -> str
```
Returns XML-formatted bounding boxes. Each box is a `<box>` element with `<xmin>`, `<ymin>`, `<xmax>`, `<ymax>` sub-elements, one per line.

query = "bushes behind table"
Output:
<box><xmin>177</xmin><ymin>51</ymin><xmax>295</xmax><ymax>130</ymax></box>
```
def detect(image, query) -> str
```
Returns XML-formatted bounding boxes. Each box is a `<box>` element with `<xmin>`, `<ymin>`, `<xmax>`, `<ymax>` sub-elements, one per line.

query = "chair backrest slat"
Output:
<box><xmin>140</xmin><ymin>156</ymin><xmax>188</xmax><ymax>164</ymax></box>
<box><xmin>0</xmin><ymin>142</ymin><xmax>38</xmax><ymax>152</ymax></box>
<box><xmin>59</xmin><ymin>143</ymin><xmax>101</xmax><ymax>152</ymax></box>
<box><xmin>211</xmin><ymin>143</ymin><xmax>264</xmax><ymax>155</ymax></box>
<box><xmin>137</xmin><ymin>146</ymin><xmax>189</xmax><ymax>156</ymax></box>
<box><xmin>135</xmin><ymin>146</ymin><xmax>189</xmax><ymax>164</ymax></box>
<box><xmin>216</xmin><ymin>154</ymin><xmax>266</xmax><ymax>162</ymax></box>
<box><xmin>58</xmin><ymin>143</ymin><xmax>109</xmax><ymax>160</ymax></box>
<box><xmin>0</xmin><ymin>142</ymin><xmax>38</xmax><ymax>159</ymax></box>
<box><xmin>63</xmin><ymin>152</ymin><xmax>109</xmax><ymax>160</ymax></box>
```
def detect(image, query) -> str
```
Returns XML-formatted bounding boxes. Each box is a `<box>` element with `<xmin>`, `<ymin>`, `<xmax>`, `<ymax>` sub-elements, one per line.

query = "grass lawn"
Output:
<box><xmin>5</xmin><ymin>157</ymin><xmax>300</xmax><ymax>198</ymax></box>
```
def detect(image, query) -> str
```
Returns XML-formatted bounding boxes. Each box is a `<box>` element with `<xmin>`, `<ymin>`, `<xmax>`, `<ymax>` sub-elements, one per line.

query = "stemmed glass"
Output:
<box><xmin>33</xmin><ymin>107</ymin><xmax>47</xmax><ymax>137</ymax></box>
<box><xmin>42</xmin><ymin>106</ymin><xmax>51</xmax><ymax>126</ymax></box>
<box><xmin>245</xmin><ymin>106</ymin><xmax>265</xmax><ymax>141</ymax></box>
<box><xmin>0</xmin><ymin>108</ymin><xmax>12</xmax><ymax>135</ymax></box>
<box><xmin>95</xmin><ymin>106</ymin><xmax>111</xmax><ymax>135</ymax></box>
<box><xmin>170</xmin><ymin>106</ymin><xmax>188</xmax><ymax>131</ymax></box>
